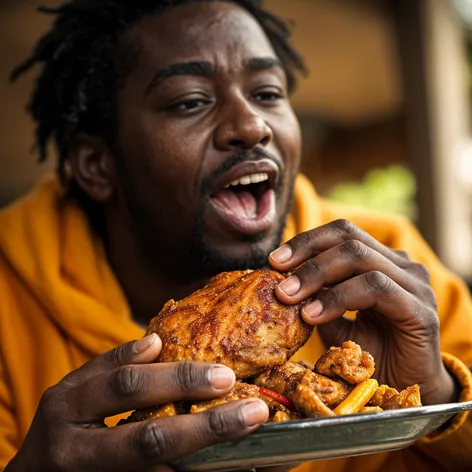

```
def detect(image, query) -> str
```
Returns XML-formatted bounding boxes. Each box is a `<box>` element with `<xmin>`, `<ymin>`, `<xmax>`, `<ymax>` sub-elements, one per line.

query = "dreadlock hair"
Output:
<box><xmin>11</xmin><ymin>0</ymin><xmax>306</xmax><ymax>185</ymax></box>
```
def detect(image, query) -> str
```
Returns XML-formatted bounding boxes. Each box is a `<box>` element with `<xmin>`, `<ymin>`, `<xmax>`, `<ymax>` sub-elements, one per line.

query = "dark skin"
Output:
<box><xmin>6</xmin><ymin>1</ymin><xmax>457</xmax><ymax>471</ymax></box>
<box><xmin>75</xmin><ymin>1</ymin><xmax>300</xmax><ymax>325</ymax></box>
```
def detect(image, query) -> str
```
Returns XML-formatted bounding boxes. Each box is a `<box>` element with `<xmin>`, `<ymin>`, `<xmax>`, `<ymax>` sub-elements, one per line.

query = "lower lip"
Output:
<box><xmin>209</xmin><ymin>188</ymin><xmax>277</xmax><ymax>236</ymax></box>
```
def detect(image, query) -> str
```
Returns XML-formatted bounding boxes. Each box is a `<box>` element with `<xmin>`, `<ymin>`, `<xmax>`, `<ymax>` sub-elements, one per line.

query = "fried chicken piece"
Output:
<box><xmin>190</xmin><ymin>382</ymin><xmax>301</xmax><ymax>422</ymax></box>
<box><xmin>292</xmin><ymin>382</ymin><xmax>335</xmax><ymax>418</ymax></box>
<box><xmin>126</xmin><ymin>402</ymin><xmax>180</xmax><ymax>422</ymax></box>
<box><xmin>382</xmin><ymin>385</ymin><xmax>422</xmax><ymax>410</ymax></box>
<box><xmin>314</xmin><ymin>341</ymin><xmax>375</xmax><ymax>384</ymax></box>
<box><xmin>368</xmin><ymin>385</ymin><xmax>399</xmax><ymax>407</ymax></box>
<box><xmin>148</xmin><ymin>270</ymin><xmax>312</xmax><ymax>379</ymax></box>
<box><xmin>255</xmin><ymin>361</ymin><xmax>352</xmax><ymax>408</ymax></box>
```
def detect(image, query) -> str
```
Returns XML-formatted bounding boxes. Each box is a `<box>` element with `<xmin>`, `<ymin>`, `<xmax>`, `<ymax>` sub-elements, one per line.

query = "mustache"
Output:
<box><xmin>201</xmin><ymin>147</ymin><xmax>283</xmax><ymax>195</ymax></box>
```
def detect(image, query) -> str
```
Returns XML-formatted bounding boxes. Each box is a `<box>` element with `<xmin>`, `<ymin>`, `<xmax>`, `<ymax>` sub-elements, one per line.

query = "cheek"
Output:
<box><xmin>272</xmin><ymin>111</ymin><xmax>302</xmax><ymax>172</ymax></box>
<box><xmin>121</xmin><ymin>114</ymin><xmax>206</xmax><ymax>207</ymax></box>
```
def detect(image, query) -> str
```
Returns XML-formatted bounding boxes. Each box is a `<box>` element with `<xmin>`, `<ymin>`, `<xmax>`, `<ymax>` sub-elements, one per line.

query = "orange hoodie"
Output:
<box><xmin>0</xmin><ymin>174</ymin><xmax>472</xmax><ymax>471</ymax></box>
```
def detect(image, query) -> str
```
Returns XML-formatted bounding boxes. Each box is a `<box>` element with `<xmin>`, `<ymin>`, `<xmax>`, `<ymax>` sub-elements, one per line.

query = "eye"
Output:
<box><xmin>252</xmin><ymin>89</ymin><xmax>284</xmax><ymax>102</ymax></box>
<box><xmin>170</xmin><ymin>99</ymin><xmax>211</xmax><ymax>112</ymax></box>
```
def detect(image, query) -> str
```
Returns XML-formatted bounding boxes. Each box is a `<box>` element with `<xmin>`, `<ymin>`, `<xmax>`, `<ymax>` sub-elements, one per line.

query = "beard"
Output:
<box><xmin>114</xmin><ymin>145</ymin><xmax>297</xmax><ymax>280</ymax></box>
<box><xmin>188</xmin><ymin>149</ymin><xmax>296</xmax><ymax>274</ymax></box>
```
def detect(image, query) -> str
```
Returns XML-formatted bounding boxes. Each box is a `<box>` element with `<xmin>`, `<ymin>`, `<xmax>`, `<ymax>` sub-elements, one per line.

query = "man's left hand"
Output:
<box><xmin>269</xmin><ymin>219</ymin><xmax>457</xmax><ymax>406</ymax></box>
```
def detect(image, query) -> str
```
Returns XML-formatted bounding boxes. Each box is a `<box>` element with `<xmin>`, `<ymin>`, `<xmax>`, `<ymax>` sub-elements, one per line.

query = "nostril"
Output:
<box><xmin>229</xmin><ymin>139</ymin><xmax>245</xmax><ymax>148</ymax></box>
<box><xmin>259</xmin><ymin>135</ymin><xmax>271</xmax><ymax>146</ymax></box>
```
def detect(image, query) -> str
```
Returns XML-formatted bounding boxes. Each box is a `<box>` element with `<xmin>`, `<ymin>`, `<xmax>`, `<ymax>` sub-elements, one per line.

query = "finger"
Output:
<box><xmin>75</xmin><ymin>400</ymin><xmax>269</xmax><ymax>471</ymax></box>
<box><xmin>300</xmin><ymin>271</ymin><xmax>432</xmax><ymax>327</ymax></box>
<box><xmin>269</xmin><ymin>219</ymin><xmax>410</xmax><ymax>271</ymax></box>
<box><xmin>66</xmin><ymin>361</ymin><xmax>236</xmax><ymax>422</ymax></box>
<box><xmin>275</xmin><ymin>240</ymin><xmax>426</xmax><ymax>305</ymax></box>
<box><xmin>63</xmin><ymin>334</ymin><xmax>162</xmax><ymax>386</ymax></box>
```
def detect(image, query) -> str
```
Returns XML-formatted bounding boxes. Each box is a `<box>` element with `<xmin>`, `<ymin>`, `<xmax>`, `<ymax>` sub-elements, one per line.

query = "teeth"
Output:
<box><xmin>224</xmin><ymin>173</ymin><xmax>269</xmax><ymax>188</ymax></box>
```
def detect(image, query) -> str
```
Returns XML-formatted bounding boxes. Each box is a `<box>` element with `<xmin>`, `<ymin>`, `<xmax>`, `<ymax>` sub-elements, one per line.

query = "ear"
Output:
<box><xmin>68</xmin><ymin>134</ymin><xmax>115</xmax><ymax>202</ymax></box>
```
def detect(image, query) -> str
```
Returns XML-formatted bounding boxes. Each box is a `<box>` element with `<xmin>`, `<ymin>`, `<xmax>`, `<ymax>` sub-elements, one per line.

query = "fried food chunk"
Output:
<box><xmin>368</xmin><ymin>384</ymin><xmax>399</xmax><ymax>407</ymax></box>
<box><xmin>292</xmin><ymin>382</ymin><xmax>335</xmax><ymax>417</ymax></box>
<box><xmin>255</xmin><ymin>361</ymin><xmax>352</xmax><ymax>408</ymax></box>
<box><xmin>314</xmin><ymin>341</ymin><xmax>375</xmax><ymax>384</ymax></box>
<box><xmin>126</xmin><ymin>403</ymin><xmax>178</xmax><ymax>422</ymax></box>
<box><xmin>190</xmin><ymin>382</ymin><xmax>301</xmax><ymax>421</ymax></box>
<box><xmin>273</xmin><ymin>411</ymin><xmax>292</xmax><ymax>423</ymax></box>
<box><xmin>382</xmin><ymin>385</ymin><xmax>422</xmax><ymax>410</ymax></box>
<box><xmin>148</xmin><ymin>270</ymin><xmax>313</xmax><ymax>379</ymax></box>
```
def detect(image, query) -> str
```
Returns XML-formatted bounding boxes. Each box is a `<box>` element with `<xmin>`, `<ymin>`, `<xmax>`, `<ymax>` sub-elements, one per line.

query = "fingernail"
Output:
<box><xmin>241</xmin><ymin>400</ymin><xmax>269</xmax><ymax>427</ymax></box>
<box><xmin>270</xmin><ymin>245</ymin><xmax>292</xmax><ymax>263</ymax></box>
<box><xmin>303</xmin><ymin>300</ymin><xmax>323</xmax><ymax>319</ymax></box>
<box><xmin>209</xmin><ymin>365</ymin><xmax>235</xmax><ymax>390</ymax></box>
<box><xmin>135</xmin><ymin>333</ymin><xmax>157</xmax><ymax>353</ymax></box>
<box><xmin>278</xmin><ymin>275</ymin><xmax>300</xmax><ymax>296</ymax></box>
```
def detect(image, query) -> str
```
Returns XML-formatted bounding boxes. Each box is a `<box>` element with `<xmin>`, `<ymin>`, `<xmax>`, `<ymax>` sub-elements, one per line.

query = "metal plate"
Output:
<box><xmin>172</xmin><ymin>401</ymin><xmax>472</xmax><ymax>471</ymax></box>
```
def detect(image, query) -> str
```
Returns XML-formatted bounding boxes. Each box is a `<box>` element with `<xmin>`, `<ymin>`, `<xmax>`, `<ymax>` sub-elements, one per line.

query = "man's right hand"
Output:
<box><xmin>5</xmin><ymin>334</ymin><xmax>269</xmax><ymax>471</ymax></box>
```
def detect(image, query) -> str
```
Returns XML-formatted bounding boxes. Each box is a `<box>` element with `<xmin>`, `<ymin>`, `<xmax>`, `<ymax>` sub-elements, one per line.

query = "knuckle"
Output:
<box><xmin>136</xmin><ymin>423</ymin><xmax>172</xmax><ymax>460</ymax></box>
<box><xmin>109</xmin><ymin>344</ymin><xmax>130</xmax><ymax>366</ymax></box>
<box><xmin>319</xmin><ymin>286</ymin><xmax>340</xmax><ymax>307</ymax></box>
<box><xmin>174</xmin><ymin>361</ymin><xmax>204</xmax><ymax>394</ymax></box>
<box><xmin>409</xmin><ymin>262</ymin><xmax>431</xmax><ymax>282</ymax></box>
<box><xmin>292</xmin><ymin>231</ymin><xmax>313</xmax><ymax>251</ymax></box>
<box><xmin>109</xmin><ymin>365</ymin><xmax>145</xmax><ymax>398</ymax></box>
<box><xmin>342</xmin><ymin>239</ymin><xmax>369</xmax><ymax>260</ymax></box>
<box><xmin>39</xmin><ymin>386</ymin><xmax>65</xmax><ymax>420</ymax></box>
<box><xmin>333</xmin><ymin>219</ymin><xmax>358</xmax><ymax>238</ymax></box>
<box><xmin>364</xmin><ymin>271</ymin><xmax>396</xmax><ymax>296</ymax></box>
<box><xmin>415</xmin><ymin>305</ymin><xmax>440</xmax><ymax>338</ymax></box>
<box><xmin>395</xmin><ymin>249</ymin><xmax>411</xmax><ymax>261</ymax></box>
<box><xmin>424</xmin><ymin>286</ymin><xmax>438</xmax><ymax>309</ymax></box>
<box><xmin>303</xmin><ymin>258</ymin><xmax>323</xmax><ymax>278</ymax></box>
<box><xmin>205</xmin><ymin>408</ymin><xmax>234</xmax><ymax>440</ymax></box>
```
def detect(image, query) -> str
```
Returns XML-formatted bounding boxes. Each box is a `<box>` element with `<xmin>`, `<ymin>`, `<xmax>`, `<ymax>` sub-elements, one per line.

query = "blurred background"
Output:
<box><xmin>1</xmin><ymin>0</ymin><xmax>472</xmax><ymax>284</ymax></box>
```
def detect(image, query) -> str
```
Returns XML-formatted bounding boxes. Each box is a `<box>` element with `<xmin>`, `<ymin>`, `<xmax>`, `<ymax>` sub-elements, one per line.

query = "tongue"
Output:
<box><xmin>213</xmin><ymin>189</ymin><xmax>258</xmax><ymax>219</ymax></box>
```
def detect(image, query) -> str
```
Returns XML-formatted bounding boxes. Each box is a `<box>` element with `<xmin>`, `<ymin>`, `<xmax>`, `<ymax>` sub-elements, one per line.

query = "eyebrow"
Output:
<box><xmin>144</xmin><ymin>56</ymin><xmax>284</xmax><ymax>96</ymax></box>
<box><xmin>246</xmin><ymin>57</ymin><xmax>283</xmax><ymax>73</ymax></box>
<box><xmin>145</xmin><ymin>61</ymin><xmax>215</xmax><ymax>96</ymax></box>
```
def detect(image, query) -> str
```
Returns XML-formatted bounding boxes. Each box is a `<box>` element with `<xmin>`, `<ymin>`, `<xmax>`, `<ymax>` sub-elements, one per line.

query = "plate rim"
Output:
<box><xmin>239</xmin><ymin>399</ymin><xmax>472</xmax><ymax>434</ymax></box>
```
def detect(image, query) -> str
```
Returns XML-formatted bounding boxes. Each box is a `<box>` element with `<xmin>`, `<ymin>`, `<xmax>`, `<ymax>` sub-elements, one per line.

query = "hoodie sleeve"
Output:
<box><xmin>0</xmin><ymin>358</ymin><xmax>19</xmax><ymax>470</ymax></box>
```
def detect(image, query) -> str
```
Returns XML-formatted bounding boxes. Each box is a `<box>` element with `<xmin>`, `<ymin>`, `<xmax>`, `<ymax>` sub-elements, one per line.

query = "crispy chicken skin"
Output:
<box><xmin>315</xmin><ymin>340</ymin><xmax>375</xmax><ymax>384</ymax></box>
<box><xmin>255</xmin><ymin>361</ymin><xmax>352</xmax><ymax>408</ymax></box>
<box><xmin>381</xmin><ymin>385</ymin><xmax>422</xmax><ymax>410</ymax></box>
<box><xmin>148</xmin><ymin>270</ymin><xmax>313</xmax><ymax>379</ymax></box>
<box><xmin>368</xmin><ymin>385</ymin><xmax>399</xmax><ymax>407</ymax></box>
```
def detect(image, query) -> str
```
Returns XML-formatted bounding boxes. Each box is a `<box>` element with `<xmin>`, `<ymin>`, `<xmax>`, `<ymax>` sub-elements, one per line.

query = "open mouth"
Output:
<box><xmin>209</xmin><ymin>160</ymin><xmax>279</xmax><ymax>235</ymax></box>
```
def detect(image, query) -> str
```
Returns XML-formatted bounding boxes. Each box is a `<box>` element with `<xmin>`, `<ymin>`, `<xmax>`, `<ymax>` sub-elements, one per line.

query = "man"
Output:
<box><xmin>1</xmin><ymin>0</ymin><xmax>472</xmax><ymax>470</ymax></box>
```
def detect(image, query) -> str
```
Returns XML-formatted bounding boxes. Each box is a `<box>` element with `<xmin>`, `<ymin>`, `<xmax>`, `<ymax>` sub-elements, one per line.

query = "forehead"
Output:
<box><xmin>128</xmin><ymin>2</ymin><xmax>277</xmax><ymax>72</ymax></box>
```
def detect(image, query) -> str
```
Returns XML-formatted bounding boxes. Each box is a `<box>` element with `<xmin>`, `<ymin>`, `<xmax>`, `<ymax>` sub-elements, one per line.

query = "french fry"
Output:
<box><xmin>360</xmin><ymin>406</ymin><xmax>383</xmax><ymax>413</ymax></box>
<box><xmin>333</xmin><ymin>379</ymin><xmax>379</xmax><ymax>415</ymax></box>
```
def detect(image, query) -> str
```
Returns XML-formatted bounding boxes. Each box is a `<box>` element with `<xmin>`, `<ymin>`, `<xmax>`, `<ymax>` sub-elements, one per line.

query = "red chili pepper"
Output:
<box><xmin>258</xmin><ymin>387</ymin><xmax>297</xmax><ymax>411</ymax></box>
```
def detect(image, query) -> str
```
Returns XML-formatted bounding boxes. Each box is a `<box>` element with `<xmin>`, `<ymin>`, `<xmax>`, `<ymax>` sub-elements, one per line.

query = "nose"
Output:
<box><xmin>214</xmin><ymin>97</ymin><xmax>273</xmax><ymax>151</ymax></box>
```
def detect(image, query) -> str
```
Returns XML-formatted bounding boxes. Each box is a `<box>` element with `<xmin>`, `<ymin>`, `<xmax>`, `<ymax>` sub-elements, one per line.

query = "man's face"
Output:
<box><xmin>113</xmin><ymin>1</ymin><xmax>301</xmax><ymax>275</ymax></box>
